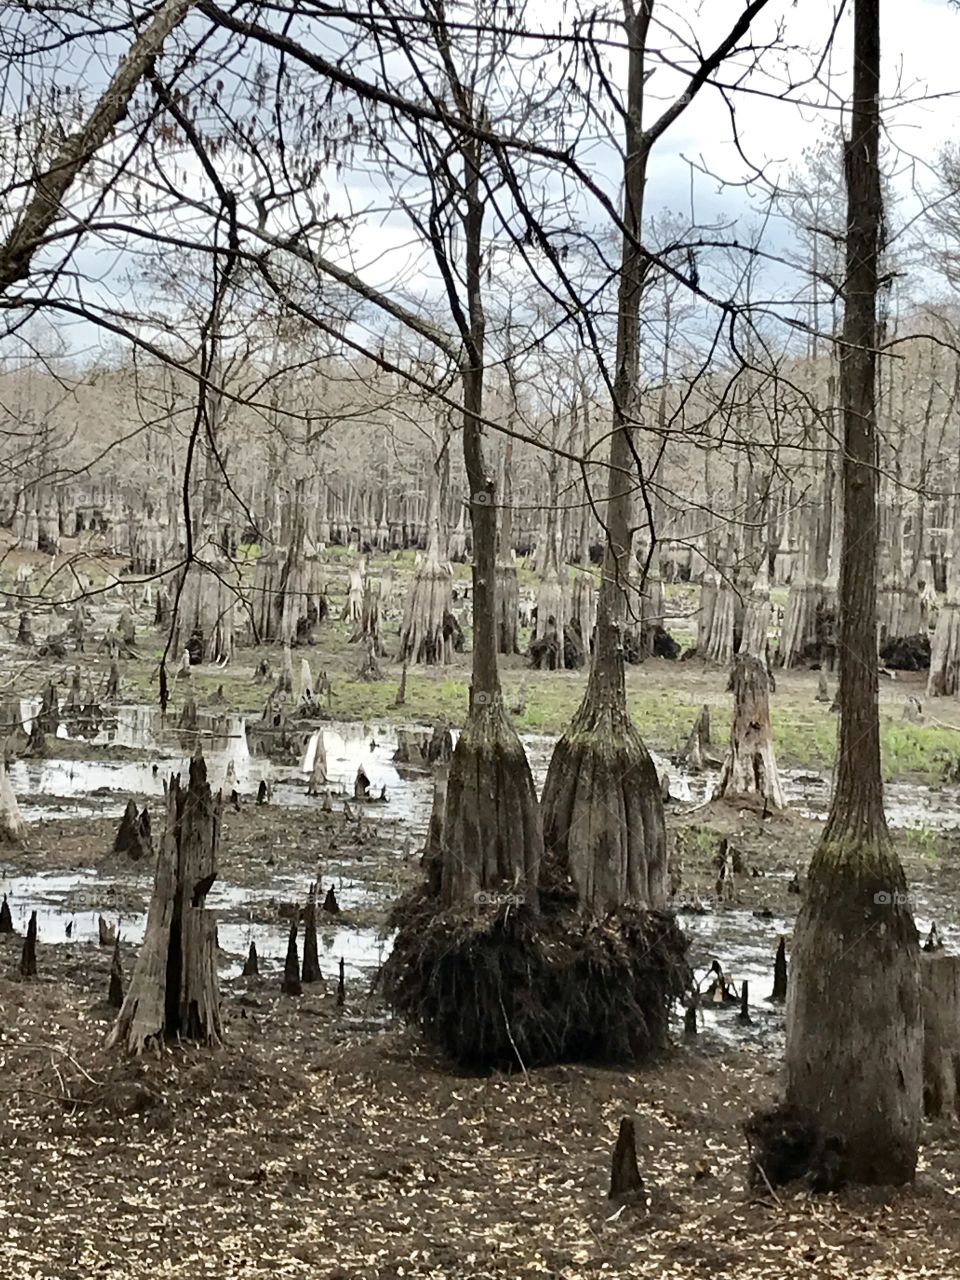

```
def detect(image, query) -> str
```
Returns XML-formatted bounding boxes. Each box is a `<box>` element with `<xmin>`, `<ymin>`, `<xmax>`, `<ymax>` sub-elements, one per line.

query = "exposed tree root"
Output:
<box><xmin>384</xmin><ymin>891</ymin><xmax>689</xmax><ymax>1071</ymax></box>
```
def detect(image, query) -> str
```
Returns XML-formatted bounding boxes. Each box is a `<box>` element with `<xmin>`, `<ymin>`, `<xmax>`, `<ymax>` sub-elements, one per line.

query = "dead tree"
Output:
<box><xmin>713</xmin><ymin>656</ymin><xmax>786</xmax><ymax>809</ymax></box>
<box><xmin>106</xmin><ymin>754</ymin><xmax>223</xmax><ymax>1053</ymax></box>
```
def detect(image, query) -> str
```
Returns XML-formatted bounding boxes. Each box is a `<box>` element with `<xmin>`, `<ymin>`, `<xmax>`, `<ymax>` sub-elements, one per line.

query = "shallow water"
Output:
<box><xmin>6</xmin><ymin>705</ymin><xmax>960</xmax><ymax>1038</ymax></box>
<box><xmin>0</xmin><ymin>867</ymin><xmax>390</xmax><ymax>982</ymax></box>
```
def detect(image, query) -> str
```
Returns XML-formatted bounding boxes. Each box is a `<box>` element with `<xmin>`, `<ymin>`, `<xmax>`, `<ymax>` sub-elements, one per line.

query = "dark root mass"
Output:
<box><xmin>744</xmin><ymin>1104</ymin><xmax>846</xmax><ymax>1194</ymax></box>
<box><xmin>383</xmin><ymin>890</ymin><xmax>689</xmax><ymax>1071</ymax></box>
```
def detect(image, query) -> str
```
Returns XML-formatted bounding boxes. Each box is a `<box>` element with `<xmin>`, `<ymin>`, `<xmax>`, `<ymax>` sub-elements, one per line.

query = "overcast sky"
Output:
<box><xmin>4</xmin><ymin>0</ymin><xmax>960</xmax><ymax>366</ymax></box>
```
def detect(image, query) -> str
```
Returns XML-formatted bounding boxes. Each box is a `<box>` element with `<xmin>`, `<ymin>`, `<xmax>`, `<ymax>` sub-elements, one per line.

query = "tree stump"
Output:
<box><xmin>337</xmin><ymin>957</ymin><xmax>346</xmax><ymax>1007</ymax></box>
<box><xmin>113</xmin><ymin>799</ymin><xmax>152</xmax><ymax>861</ymax></box>
<box><xmin>0</xmin><ymin>894</ymin><xmax>13</xmax><ymax>933</ymax></box>
<box><xmin>322</xmin><ymin>885</ymin><xmax>340</xmax><ymax>915</ymax></box>
<box><xmin>20</xmin><ymin>911</ymin><xmax>37</xmax><ymax>978</ymax></box>
<box><xmin>679</xmin><ymin>705</ymin><xmax>711</xmax><ymax>772</ymax></box>
<box><xmin>609</xmin><ymin>1117</ymin><xmax>644</xmax><ymax>1200</ymax></box>
<box><xmin>105</xmin><ymin>754</ymin><xmax>223</xmax><ymax>1053</ymax></box>
<box><xmin>921</xmin><ymin>952</ymin><xmax>960</xmax><ymax>1120</ymax></box>
<box><xmin>306</xmin><ymin>730</ymin><xmax>328</xmax><ymax>796</ymax></box>
<box><xmin>713</xmin><ymin>655</ymin><xmax>786</xmax><ymax>809</ymax></box>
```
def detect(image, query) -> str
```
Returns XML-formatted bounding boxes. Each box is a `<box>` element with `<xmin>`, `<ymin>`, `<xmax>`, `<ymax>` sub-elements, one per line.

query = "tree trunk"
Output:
<box><xmin>399</xmin><ymin>473</ymin><xmax>454</xmax><ymax>665</ymax></box>
<box><xmin>738</xmin><ymin>560</ymin><xmax>771</xmax><ymax>660</ymax></box>
<box><xmin>541</xmin><ymin>2</ymin><xmax>667</xmax><ymax>915</ymax></box>
<box><xmin>106</xmin><ymin>753</ymin><xmax>223</xmax><ymax>1053</ymax></box>
<box><xmin>713</xmin><ymin>656</ymin><xmax>785</xmax><ymax>810</ymax></box>
<box><xmin>439</xmin><ymin>123</ymin><xmax>542</xmax><ymax>910</ymax></box>
<box><xmin>784</xmin><ymin>0</ymin><xmax>922</xmax><ymax>1186</ymax></box>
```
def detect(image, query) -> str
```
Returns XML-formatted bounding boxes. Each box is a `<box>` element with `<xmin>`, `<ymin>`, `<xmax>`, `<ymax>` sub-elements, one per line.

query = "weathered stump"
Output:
<box><xmin>713</xmin><ymin>656</ymin><xmax>786</xmax><ymax>810</ymax></box>
<box><xmin>113</xmin><ymin>799</ymin><xmax>152</xmax><ymax>861</ymax></box>
<box><xmin>0</xmin><ymin>894</ymin><xmax>13</xmax><ymax>933</ymax></box>
<box><xmin>921</xmin><ymin>952</ymin><xmax>960</xmax><ymax>1120</ymax></box>
<box><xmin>679</xmin><ymin>705</ymin><xmax>711</xmax><ymax>772</ymax></box>
<box><xmin>105</xmin><ymin>753</ymin><xmax>223</xmax><ymax>1053</ymax></box>
<box><xmin>322</xmin><ymin>885</ymin><xmax>340</xmax><ymax>915</ymax></box>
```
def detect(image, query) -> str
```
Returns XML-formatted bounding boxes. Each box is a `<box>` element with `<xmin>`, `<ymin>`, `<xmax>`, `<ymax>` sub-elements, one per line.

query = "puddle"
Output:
<box><xmin>0</xmin><ymin>867</ymin><xmax>390</xmax><ymax>982</ymax></box>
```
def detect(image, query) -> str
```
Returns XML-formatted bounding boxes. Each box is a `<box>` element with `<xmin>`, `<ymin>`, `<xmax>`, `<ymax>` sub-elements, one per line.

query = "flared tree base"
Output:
<box><xmin>541</xmin><ymin>698</ymin><xmax>668</xmax><ymax>913</ymax></box>
<box><xmin>384</xmin><ymin>892</ymin><xmax>689</xmax><ymax>1070</ymax></box>
<box><xmin>778</xmin><ymin>836</ymin><xmax>922</xmax><ymax>1187</ymax></box>
<box><xmin>439</xmin><ymin>699</ymin><xmax>542</xmax><ymax>907</ymax></box>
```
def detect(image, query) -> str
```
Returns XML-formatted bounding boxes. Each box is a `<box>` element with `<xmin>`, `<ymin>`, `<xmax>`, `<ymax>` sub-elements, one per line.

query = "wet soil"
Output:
<box><xmin>3</xmin><ymin>947</ymin><xmax>960</xmax><ymax>1279</ymax></box>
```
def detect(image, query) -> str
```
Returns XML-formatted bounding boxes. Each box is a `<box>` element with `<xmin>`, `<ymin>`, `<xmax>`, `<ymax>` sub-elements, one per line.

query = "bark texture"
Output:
<box><xmin>784</xmin><ymin>0</ymin><xmax>922</xmax><ymax>1186</ymax></box>
<box><xmin>713</xmin><ymin>656</ymin><xmax>785</xmax><ymax>810</ymax></box>
<box><xmin>921</xmin><ymin>952</ymin><xmax>960</xmax><ymax>1120</ymax></box>
<box><xmin>106</xmin><ymin>754</ymin><xmax>223</xmax><ymax>1053</ymax></box>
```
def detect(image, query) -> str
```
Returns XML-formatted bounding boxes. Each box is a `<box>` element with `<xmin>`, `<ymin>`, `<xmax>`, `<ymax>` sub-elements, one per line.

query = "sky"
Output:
<box><xmin>3</xmin><ymin>0</ymin><xmax>960</xmax><ymax>367</ymax></box>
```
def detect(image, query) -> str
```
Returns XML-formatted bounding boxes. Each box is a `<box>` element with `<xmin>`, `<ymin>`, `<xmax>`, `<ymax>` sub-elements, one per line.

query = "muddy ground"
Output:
<box><xmin>4</xmin><ymin>935</ymin><xmax>960</xmax><ymax>1280</ymax></box>
<box><xmin>4</xmin><ymin>535</ymin><xmax>960</xmax><ymax>1276</ymax></box>
<box><xmin>4</xmin><ymin>790</ymin><xmax>960</xmax><ymax>1279</ymax></box>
